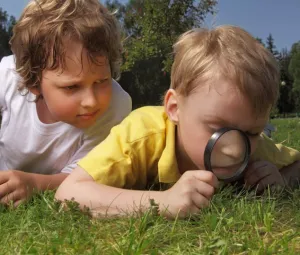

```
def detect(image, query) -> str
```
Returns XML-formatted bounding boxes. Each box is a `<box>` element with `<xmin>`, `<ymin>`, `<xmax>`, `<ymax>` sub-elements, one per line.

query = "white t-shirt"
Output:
<box><xmin>0</xmin><ymin>55</ymin><xmax>132</xmax><ymax>174</ymax></box>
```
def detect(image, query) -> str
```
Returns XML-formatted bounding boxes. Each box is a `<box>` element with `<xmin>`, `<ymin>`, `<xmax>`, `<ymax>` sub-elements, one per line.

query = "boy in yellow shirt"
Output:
<box><xmin>56</xmin><ymin>26</ymin><xmax>300</xmax><ymax>219</ymax></box>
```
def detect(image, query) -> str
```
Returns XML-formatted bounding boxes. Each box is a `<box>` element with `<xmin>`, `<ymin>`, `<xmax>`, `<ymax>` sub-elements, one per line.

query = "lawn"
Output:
<box><xmin>1</xmin><ymin>118</ymin><xmax>300</xmax><ymax>254</ymax></box>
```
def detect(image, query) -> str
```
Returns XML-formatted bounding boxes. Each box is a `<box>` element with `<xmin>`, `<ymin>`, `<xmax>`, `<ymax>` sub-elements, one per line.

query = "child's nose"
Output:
<box><xmin>220</xmin><ymin>144</ymin><xmax>245</xmax><ymax>162</ymax></box>
<box><xmin>81</xmin><ymin>89</ymin><xmax>97</xmax><ymax>108</ymax></box>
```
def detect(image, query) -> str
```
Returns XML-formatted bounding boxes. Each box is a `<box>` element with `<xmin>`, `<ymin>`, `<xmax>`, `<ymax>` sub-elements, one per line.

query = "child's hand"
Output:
<box><xmin>244</xmin><ymin>161</ymin><xmax>285</xmax><ymax>193</ymax></box>
<box><xmin>0</xmin><ymin>170</ymin><xmax>37</xmax><ymax>207</ymax></box>
<box><xmin>280</xmin><ymin>160</ymin><xmax>300</xmax><ymax>188</ymax></box>
<box><xmin>158</xmin><ymin>170</ymin><xmax>219</xmax><ymax>219</ymax></box>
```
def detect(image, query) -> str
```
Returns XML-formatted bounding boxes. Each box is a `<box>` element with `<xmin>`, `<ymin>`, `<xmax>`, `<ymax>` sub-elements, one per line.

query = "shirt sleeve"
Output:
<box><xmin>251</xmin><ymin>133</ymin><xmax>300</xmax><ymax>169</ymax></box>
<box><xmin>78</xmin><ymin>110</ymin><xmax>165</xmax><ymax>189</ymax></box>
<box><xmin>60</xmin><ymin>79</ymin><xmax>132</xmax><ymax>174</ymax></box>
<box><xmin>78</xmin><ymin>123</ymin><xmax>138</xmax><ymax>188</ymax></box>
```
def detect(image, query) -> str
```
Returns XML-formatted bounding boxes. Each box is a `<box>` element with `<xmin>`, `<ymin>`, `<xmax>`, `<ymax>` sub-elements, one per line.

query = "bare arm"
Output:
<box><xmin>31</xmin><ymin>172</ymin><xmax>68</xmax><ymax>191</ymax></box>
<box><xmin>55</xmin><ymin>166</ymin><xmax>162</xmax><ymax>217</ymax></box>
<box><xmin>55</xmin><ymin>166</ymin><xmax>219</xmax><ymax>219</ymax></box>
<box><xmin>280</xmin><ymin>160</ymin><xmax>300</xmax><ymax>188</ymax></box>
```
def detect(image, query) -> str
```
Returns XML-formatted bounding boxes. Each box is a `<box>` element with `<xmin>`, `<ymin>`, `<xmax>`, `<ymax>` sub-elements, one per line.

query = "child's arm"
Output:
<box><xmin>55</xmin><ymin>166</ymin><xmax>218</xmax><ymax>219</ymax></box>
<box><xmin>244</xmin><ymin>160</ymin><xmax>285</xmax><ymax>192</ymax></box>
<box><xmin>248</xmin><ymin>133</ymin><xmax>300</xmax><ymax>190</ymax></box>
<box><xmin>280</xmin><ymin>160</ymin><xmax>300</xmax><ymax>187</ymax></box>
<box><xmin>0</xmin><ymin>171</ymin><xmax>68</xmax><ymax>206</ymax></box>
<box><xmin>244</xmin><ymin>160</ymin><xmax>300</xmax><ymax>192</ymax></box>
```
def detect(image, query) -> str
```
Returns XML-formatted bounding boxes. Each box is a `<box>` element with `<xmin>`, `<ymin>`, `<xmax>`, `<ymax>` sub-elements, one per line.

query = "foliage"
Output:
<box><xmin>261</xmin><ymin>35</ymin><xmax>297</xmax><ymax>115</ymax></box>
<box><xmin>0</xmin><ymin>8</ymin><xmax>16</xmax><ymax>60</ymax></box>
<box><xmin>107</xmin><ymin>0</ymin><xmax>217</xmax><ymax>108</ymax></box>
<box><xmin>1</xmin><ymin>4</ymin><xmax>299</xmax><ymax>112</ymax></box>
<box><xmin>266</xmin><ymin>33</ymin><xmax>279</xmax><ymax>59</ymax></box>
<box><xmin>289</xmin><ymin>42</ymin><xmax>300</xmax><ymax>111</ymax></box>
<box><xmin>277</xmin><ymin>48</ymin><xmax>295</xmax><ymax>114</ymax></box>
<box><xmin>263</xmin><ymin>34</ymin><xmax>280</xmax><ymax>114</ymax></box>
<box><xmin>121</xmin><ymin>0</ymin><xmax>217</xmax><ymax>71</ymax></box>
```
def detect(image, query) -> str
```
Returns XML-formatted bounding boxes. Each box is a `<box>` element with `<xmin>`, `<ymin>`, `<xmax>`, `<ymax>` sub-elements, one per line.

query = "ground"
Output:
<box><xmin>1</xmin><ymin>118</ymin><xmax>300</xmax><ymax>254</ymax></box>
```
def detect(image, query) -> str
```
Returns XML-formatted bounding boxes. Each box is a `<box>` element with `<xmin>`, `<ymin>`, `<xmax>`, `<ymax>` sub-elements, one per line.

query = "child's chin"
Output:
<box><xmin>73</xmin><ymin>120</ymin><xmax>97</xmax><ymax>129</ymax></box>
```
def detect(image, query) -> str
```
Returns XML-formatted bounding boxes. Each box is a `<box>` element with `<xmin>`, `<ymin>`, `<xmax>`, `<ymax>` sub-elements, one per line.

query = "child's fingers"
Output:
<box><xmin>244</xmin><ymin>167</ymin><xmax>272</xmax><ymax>187</ymax></box>
<box><xmin>191</xmin><ymin>192</ymin><xmax>210</xmax><ymax>209</ymax></box>
<box><xmin>254</xmin><ymin>177</ymin><xmax>273</xmax><ymax>193</ymax></box>
<box><xmin>192</xmin><ymin>170</ymin><xmax>219</xmax><ymax>189</ymax></box>
<box><xmin>0</xmin><ymin>191</ymin><xmax>17</xmax><ymax>204</ymax></box>
<box><xmin>258</xmin><ymin>174</ymin><xmax>285</xmax><ymax>189</ymax></box>
<box><xmin>245</xmin><ymin>161</ymin><xmax>270</xmax><ymax>179</ymax></box>
<box><xmin>0</xmin><ymin>181</ymin><xmax>14</xmax><ymax>199</ymax></box>
<box><xmin>0</xmin><ymin>172</ymin><xmax>10</xmax><ymax>185</ymax></box>
<box><xmin>195</xmin><ymin>181</ymin><xmax>215</xmax><ymax>200</ymax></box>
<box><xmin>179</xmin><ymin>204</ymin><xmax>202</xmax><ymax>217</ymax></box>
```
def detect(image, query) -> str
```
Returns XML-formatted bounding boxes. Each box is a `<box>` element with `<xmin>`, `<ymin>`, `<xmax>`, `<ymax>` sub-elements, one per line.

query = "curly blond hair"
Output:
<box><xmin>10</xmin><ymin>0</ymin><xmax>122</xmax><ymax>91</ymax></box>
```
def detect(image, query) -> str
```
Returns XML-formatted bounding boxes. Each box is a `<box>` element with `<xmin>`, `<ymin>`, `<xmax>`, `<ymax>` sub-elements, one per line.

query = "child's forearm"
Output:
<box><xmin>280</xmin><ymin>160</ymin><xmax>300</xmax><ymax>188</ymax></box>
<box><xmin>31</xmin><ymin>172</ymin><xmax>69</xmax><ymax>191</ymax></box>
<box><xmin>55</xmin><ymin>176</ymin><xmax>162</xmax><ymax>217</ymax></box>
<box><xmin>56</xmin><ymin>167</ymin><xmax>219</xmax><ymax>218</ymax></box>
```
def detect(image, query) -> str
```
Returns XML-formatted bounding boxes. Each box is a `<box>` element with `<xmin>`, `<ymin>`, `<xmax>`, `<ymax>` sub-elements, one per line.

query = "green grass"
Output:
<box><xmin>271</xmin><ymin>118</ymin><xmax>300</xmax><ymax>149</ymax></box>
<box><xmin>1</xmin><ymin>118</ymin><xmax>300</xmax><ymax>254</ymax></box>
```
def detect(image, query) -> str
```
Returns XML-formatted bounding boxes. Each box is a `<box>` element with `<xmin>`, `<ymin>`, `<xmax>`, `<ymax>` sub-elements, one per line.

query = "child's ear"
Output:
<box><xmin>164</xmin><ymin>89</ymin><xmax>179</xmax><ymax>124</ymax></box>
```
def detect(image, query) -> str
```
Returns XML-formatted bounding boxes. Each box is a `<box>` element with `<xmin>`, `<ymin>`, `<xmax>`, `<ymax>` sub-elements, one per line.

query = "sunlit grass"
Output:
<box><xmin>1</xmin><ymin>118</ymin><xmax>300</xmax><ymax>254</ymax></box>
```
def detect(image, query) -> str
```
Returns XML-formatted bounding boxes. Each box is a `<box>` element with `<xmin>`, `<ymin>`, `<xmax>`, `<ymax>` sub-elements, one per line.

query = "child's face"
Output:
<box><xmin>165</xmin><ymin>79</ymin><xmax>270</xmax><ymax>174</ymax></box>
<box><xmin>31</xmin><ymin>40</ymin><xmax>112</xmax><ymax>129</ymax></box>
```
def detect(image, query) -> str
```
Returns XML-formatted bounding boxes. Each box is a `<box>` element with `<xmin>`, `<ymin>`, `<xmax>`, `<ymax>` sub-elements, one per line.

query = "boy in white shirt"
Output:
<box><xmin>0</xmin><ymin>0</ymin><xmax>131</xmax><ymax>206</ymax></box>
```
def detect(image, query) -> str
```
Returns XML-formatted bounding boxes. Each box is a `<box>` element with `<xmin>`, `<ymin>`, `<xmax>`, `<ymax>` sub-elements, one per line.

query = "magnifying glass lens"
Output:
<box><xmin>210</xmin><ymin>130</ymin><xmax>247</xmax><ymax>179</ymax></box>
<box><xmin>204</xmin><ymin>128</ymin><xmax>251</xmax><ymax>182</ymax></box>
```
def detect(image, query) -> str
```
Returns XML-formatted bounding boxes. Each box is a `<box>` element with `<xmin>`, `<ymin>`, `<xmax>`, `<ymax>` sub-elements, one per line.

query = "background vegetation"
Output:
<box><xmin>1</xmin><ymin>1</ymin><xmax>299</xmax><ymax>113</ymax></box>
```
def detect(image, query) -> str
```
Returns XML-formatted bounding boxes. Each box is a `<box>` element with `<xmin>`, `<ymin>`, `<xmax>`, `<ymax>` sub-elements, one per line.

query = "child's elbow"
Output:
<box><xmin>55</xmin><ymin>179</ymin><xmax>73</xmax><ymax>202</ymax></box>
<box><xmin>55</xmin><ymin>166</ymin><xmax>94</xmax><ymax>202</ymax></box>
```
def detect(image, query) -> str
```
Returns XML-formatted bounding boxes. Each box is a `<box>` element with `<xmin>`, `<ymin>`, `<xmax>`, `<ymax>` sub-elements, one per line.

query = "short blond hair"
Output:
<box><xmin>171</xmin><ymin>25</ymin><xmax>279</xmax><ymax>114</ymax></box>
<box><xmin>10</xmin><ymin>0</ymin><xmax>121</xmax><ymax>91</ymax></box>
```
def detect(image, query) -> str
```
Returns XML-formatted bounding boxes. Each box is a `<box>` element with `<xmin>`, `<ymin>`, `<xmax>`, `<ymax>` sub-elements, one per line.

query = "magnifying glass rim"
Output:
<box><xmin>204</xmin><ymin>127</ymin><xmax>251</xmax><ymax>182</ymax></box>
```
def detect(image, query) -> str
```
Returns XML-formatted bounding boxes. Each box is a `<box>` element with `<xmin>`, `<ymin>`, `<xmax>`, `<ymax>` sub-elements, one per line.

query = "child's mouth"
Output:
<box><xmin>78</xmin><ymin>110</ymin><xmax>99</xmax><ymax>120</ymax></box>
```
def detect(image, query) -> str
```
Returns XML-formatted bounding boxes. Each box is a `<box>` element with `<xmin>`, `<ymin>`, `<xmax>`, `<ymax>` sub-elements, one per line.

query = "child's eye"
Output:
<box><xmin>64</xmin><ymin>85</ymin><xmax>79</xmax><ymax>90</ymax></box>
<box><xmin>95</xmin><ymin>78</ymin><xmax>109</xmax><ymax>85</ymax></box>
<box><xmin>206</xmin><ymin>125</ymin><xmax>218</xmax><ymax>134</ymax></box>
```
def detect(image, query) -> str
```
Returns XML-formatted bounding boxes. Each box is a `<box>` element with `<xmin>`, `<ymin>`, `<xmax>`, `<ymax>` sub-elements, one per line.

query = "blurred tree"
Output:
<box><xmin>0</xmin><ymin>8</ymin><xmax>16</xmax><ymax>60</ymax></box>
<box><xmin>289</xmin><ymin>42</ymin><xmax>300</xmax><ymax>111</ymax></box>
<box><xmin>266</xmin><ymin>33</ymin><xmax>279</xmax><ymax>59</ymax></box>
<box><xmin>277</xmin><ymin>48</ymin><xmax>294</xmax><ymax>115</ymax></box>
<box><xmin>265</xmin><ymin>34</ymin><xmax>280</xmax><ymax>115</ymax></box>
<box><xmin>107</xmin><ymin>0</ymin><xmax>217</xmax><ymax>107</ymax></box>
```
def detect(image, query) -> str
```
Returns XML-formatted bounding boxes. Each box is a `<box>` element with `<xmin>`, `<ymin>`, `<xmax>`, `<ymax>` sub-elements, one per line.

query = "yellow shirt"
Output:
<box><xmin>79</xmin><ymin>106</ymin><xmax>300</xmax><ymax>189</ymax></box>
<box><xmin>252</xmin><ymin>133</ymin><xmax>300</xmax><ymax>167</ymax></box>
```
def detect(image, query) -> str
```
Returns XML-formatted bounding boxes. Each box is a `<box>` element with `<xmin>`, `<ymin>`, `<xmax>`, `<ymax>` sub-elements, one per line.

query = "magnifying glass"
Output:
<box><xmin>204</xmin><ymin>127</ymin><xmax>251</xmax><ymax>182</ymax></box>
